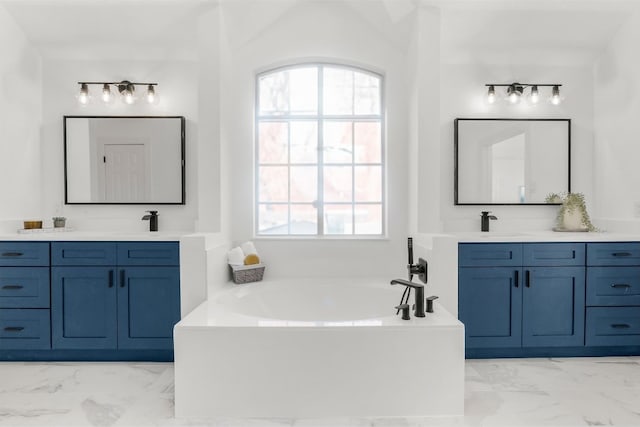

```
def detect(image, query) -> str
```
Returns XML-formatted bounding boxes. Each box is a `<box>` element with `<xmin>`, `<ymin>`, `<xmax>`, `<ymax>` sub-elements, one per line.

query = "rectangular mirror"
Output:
<box><xmin>64</xmin><ymin>116</ymin><xmax>185</xmax><ymax>204</ymax></box>
<box><xmin>454</xmin><ymin>118</ymin><xmax>570</xmax><ymax>205</ymax></box>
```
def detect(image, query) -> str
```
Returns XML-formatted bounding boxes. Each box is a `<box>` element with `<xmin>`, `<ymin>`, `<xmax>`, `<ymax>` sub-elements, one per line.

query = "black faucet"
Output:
<box><xmin>142</xmin><ymin>210</ymin><xmax>159</xmax><ymax>232</ymax></box>
<box><xmin>390</xmin><ymin>279</ymin><xmax>425</xmax><ymax>317</ymax></box>
<box><xmin>481</xmin><ymin>211</ymin><xmax>498</xmax><ymax>232</ymax></box>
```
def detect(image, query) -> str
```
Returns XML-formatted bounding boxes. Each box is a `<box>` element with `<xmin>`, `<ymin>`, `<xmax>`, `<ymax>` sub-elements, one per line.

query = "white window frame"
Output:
<box><xmin>255</xmin><ymin>63</ymin><xmax>386</xmax><ymax>237</ymax></box>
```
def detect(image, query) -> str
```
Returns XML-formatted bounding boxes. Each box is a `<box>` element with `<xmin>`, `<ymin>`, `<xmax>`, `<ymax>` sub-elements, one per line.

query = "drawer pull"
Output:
<box><xmin>514</xmin><ymin>270</ymin><xmax>519</xmax><ymax>288</ymax></box>
<box><xmin>611</xmin><ymin>324</ymin><xmax>631</xmax><ymax>329</ymax></box>
<box><xmin>3</xmin><ymin>326</ymin><xmax>24</xmax><ymax>332</ymax></box>
<box><xmin>120</xmin><ymin>270</ymin><xmax>126</xmax><ymax>288</ymax></box>
<box><xmin>1</xmin><ymin>285</ymin><xmax>23</xmax><ymax>290</ymax></box>
<box><xmin>611</xmin><ymin>284</ymin><xmax>631</xmax><ymax>288</ymax></box>
<box><xmin>108</xmin><ymin>270</ymin><xmax>114</xmax><ymax>288</ymax></box>
<box><xmin>612</xmin><ymin>252</ymin><xmax>632</xmax><ymax>257</ymax></box>
<box><xmin>525</xmin><ymin>270</ymin><xmax>531</xmax><ymax>288</ymax></box>
<box><xmin>1</xmin><ymin>252</ymin><xmax>23</xmax><ymax>257</ymax></box>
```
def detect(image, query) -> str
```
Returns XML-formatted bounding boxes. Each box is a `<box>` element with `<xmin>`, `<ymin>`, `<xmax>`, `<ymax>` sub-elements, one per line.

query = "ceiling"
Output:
<box><xmin>0</xmin><ymin>0</ymin><xmax>636</xmax><ymax>64</ymax></box>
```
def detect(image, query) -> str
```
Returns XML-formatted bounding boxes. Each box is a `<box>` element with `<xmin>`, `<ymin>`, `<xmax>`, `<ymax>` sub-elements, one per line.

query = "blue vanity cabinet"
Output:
<box><xmin>586</xmin><ymin>243</ymin><xmax>640</xmax><ymax>347</ymax></box>
<box><xmin>458</xmin><ymin>266</ymin><xmax>522</xmax><ymax>348</ymax></box>
<box><xmin>117</xmin><ymin>266</ymin><xmax>180</xmax><ymax>349</ymax></box>
<box><xmin>521</xmin><ymin>266</ymin><xmax>585</xmax><ymax>347</ymax></box>
<box><xmin>51</xmin><ymin>266</ymin><xmax>117</xmax><ymax>349</ymax></box>
<box><xmin>50</xmin><ymin>241</ymin><xmax>180</xmax><ymax>355</ymax></box>
<box><xmin>459</xmin><ymin>242</ymin><xmax>586</xmax><ymax>356</ymax></box>
<box><xmin>0</xmin><ymin>242</ymin><xmax>51</xmax><ymax>350</ymax></box>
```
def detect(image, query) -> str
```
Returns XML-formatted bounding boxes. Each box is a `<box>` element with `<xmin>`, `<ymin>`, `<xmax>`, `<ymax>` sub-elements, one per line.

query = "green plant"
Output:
<box><xmin>545</xmin><ymin>192</ymin><xmax>597</xmax><ymax>231</ymax></box>
<box><xmin>52</xmin><ymin>216</ymin><xmax>66</xmax><ymax>221</ymax></box>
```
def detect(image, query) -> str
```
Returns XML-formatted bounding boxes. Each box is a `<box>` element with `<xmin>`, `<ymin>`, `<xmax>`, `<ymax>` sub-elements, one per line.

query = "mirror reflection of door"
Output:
<box><xmin>489</xmin><ymin>134</ymin><xmax>525</xmax><ymax>203</ymax></box>
<box><xmin>100</xmin><ymin>142</ymin><xmax>150</xmax><ymax>202</ymax></box>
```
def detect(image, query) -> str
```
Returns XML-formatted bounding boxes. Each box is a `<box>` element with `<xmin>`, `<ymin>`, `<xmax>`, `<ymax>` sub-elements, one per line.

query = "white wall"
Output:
<box><xmin>440</xmin><ymin>64</ymin><xmax>595</xmax><ymax>232</ymax></box>
<box><xmin>594</xmin><ymin>10</ymin><xmax>640</xmax><ymax>231</ymax></box>
<box><xmin>40</xmin><ymin>59</ymin><xmax>198</xmax><ymax>232</ymax></box>
<box><xmin>219</xmin><ymin>1</ymin><xmax>411</xmax><ymax>278</ymax></box>
<box><xmin>0</xmin><ymin>5</ymin><xmax>42</xmax><ymax>232</ymax></box>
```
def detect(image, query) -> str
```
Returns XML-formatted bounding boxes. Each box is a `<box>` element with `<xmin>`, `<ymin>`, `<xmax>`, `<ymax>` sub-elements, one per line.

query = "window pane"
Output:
<box><xmin>259</xmin><ymin>122</ymin><xmax>288</xmax><ymax>164</ymax></box>
<box><xmin>258</xmin><ymin>204</ymin><xmax>289</xmax><ymax>234</ymax></box>
<box><xmin>259</xmin><ymin>166</ymin><xmax>288</xmax><ymax>202</ymax></box>
<box><xmin>355</xmin><ymin>166</ymin><xmax>382</xmax><ymax>202</ymax></box>
<box><xmin>324</xmin><ymin>166</ymin><xmax>352</xmax><ymax>202</ymax></box>
<box><xmin>259</xmin><ymin>71</ymin><xmax>288</xmax><ymax>115</ymax></box>
<box><xmin>323</xmin><ymin>67</ymin><xmax>353</xmax><ymax>115</ymax></box>
<box><xmin>290</xmin><ymin>166</ymin><xmax>317</xmax><ymax>202</ymax></box>
<box><xmin>354</xmin><ymin>204</ymin><xmax>382</xmax><ymax>234</ymax></box>
<box><xmin>324</xmin><ymin>121</ymin><xmax>352</xmax><ymax>164</ymax></box>
<box><xmin>290</xmin><ymin>121</ymin><xmax>317</xmax><ymax>164</ymax></box>
<box><xmin>289</xmin><ymin>68</ymin><xmax>318</xmax><ymax>115</ymax></box>
<box><xmin>354</xmin><ymin>72</ymin><xmax>381</xmax><ymax>115</ymax></box>
<box><xmin>324</xmin><ymin>204</ymin><xmax>353</xmax><ymax>235</ymax></box>
<box><xmin>354</xmin><ymin>122</ymin><xmax>381</xmax><ymax>163</ymax></box>
<box><xmin>290</xmin><ymin>204</ymin><xmax>317</xmax><ymax>235</ymax></box>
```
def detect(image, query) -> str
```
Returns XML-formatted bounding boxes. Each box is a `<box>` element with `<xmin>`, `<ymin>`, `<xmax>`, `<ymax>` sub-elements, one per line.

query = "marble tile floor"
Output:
<box><xmin>0</xmin><ymin>357</ymin><xmax>639</xmax><ymax>427</ymax></box>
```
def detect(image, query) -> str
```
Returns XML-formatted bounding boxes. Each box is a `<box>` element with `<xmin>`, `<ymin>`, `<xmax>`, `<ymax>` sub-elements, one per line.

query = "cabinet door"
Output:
<box><xmin>522</xmin><ymin>267</ymin><xmax>585</xmax><ymax>347</ymax></box>
<box><xmin>117</xmin><ymin>267</ymin><xmax>180</xmax><ymax>350</ymax></box>
<box><xmin>459</xmin><ymin>267</ymin><xmax>522</xmax><ymax>348</ymax></box>
<box><xmin>51</xmin><ymin>267</ymin><xmax>117</xmax><ymax>349</ymax></box>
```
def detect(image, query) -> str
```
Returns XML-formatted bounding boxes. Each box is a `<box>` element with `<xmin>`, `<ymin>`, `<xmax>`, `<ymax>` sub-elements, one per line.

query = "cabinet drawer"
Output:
<box><xmin>523</xmin><ymin>243</ymin><xmax>585</xmax><ymax>266</ymax></box>
<box><xmin>0</xmin><ymin>242</ymin><xmax>49</xmax><ymax>266</ymax></box>
<box><xmin>0</xmin><ymin>268</ymin><xmax>50</xmax><ymax>308</ymax></box>
<box><xmin>0</xmin><ymin>309</ymin><xmax>51</xmax><ymax>349</ymax></box>
<box><xmin>51</xmin><ymin>242</ymin><xmax>116</xmax><ymax>266</ymax></box>
<box><xmin>586</xmin><ymin>307</ymin><xmax>640</xmax><ymax>346</ymax></box>
<box><xmin>458</xmin><ymin>243</ymin><xmax>522</xmax><ymax>267</ymax></box>
<box><xmin>117</xmin><ymin>242</ymin><xmax>179</xmax><ymax>266</ymax></box>
<box><xmin>587</xmin><ymin>243</ymin><xmax>640</xmax><ymax>266</ymax></box>
<box><xmin>587</xmin><ymin>267</ymin><xmax>640</xmax><ymax>306</ymax></box>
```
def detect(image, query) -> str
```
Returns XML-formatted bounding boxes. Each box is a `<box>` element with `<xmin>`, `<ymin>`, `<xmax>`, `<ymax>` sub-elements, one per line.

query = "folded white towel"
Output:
<box><xmin>240</xmin><ymin>241</ymin><xmax>258</xmax><ymax>256</ymax></box>
<box><xmin>227</xmin><ymin>247</ymin><xmax>245</xmax><ymax>266</ymax></box>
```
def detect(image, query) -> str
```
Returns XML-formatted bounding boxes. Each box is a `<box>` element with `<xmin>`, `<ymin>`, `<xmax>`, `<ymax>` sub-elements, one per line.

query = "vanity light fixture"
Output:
<box><xmin>485</xmin><ymin>83</ymin><xmax>563</xmax><ymax>105</ymax></box>
<box><xmin>76</xmin><ymin>80</ymin><xmax>158</xmax><ymax>105</ymax></box>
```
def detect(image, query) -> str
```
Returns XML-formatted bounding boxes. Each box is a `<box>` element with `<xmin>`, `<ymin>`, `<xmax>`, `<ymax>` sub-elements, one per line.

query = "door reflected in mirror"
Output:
<box><xmin>454</xmin><ymin>118</ymin><xmax>570</xmax><ymax>205</ymax></box>
<box><xmin>64</xmin><ymin>116</ymin><xmax>185</xmax><ymax>204</ymax></box>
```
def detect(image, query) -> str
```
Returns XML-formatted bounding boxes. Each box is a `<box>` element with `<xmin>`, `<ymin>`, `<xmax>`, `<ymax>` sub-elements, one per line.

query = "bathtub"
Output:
<box><xmin>174</xmin><ymin>278</ymin><xmax>464</xmax><ymax>418</ymax></box>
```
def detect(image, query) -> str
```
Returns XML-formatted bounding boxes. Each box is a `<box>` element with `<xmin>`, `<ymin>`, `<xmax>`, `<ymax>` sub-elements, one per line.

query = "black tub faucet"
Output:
<box><xmin>481</xmin><ymin>211</ymin><xmax>497</xmax><ymax>232</ymax></box>
<box><xmin>390</xmin><ymin>279</ymin><xmax>425</xmax><ymax>317</ymax></box>
<box><xmin>142</xmin><ymin>210</ymin><xmax>159</xmax><ymax>232</ymax></box>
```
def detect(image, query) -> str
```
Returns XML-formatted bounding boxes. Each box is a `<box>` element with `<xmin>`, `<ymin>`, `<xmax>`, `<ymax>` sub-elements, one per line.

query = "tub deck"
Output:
<box><xmin>174</xmin><ymin>282</ymin><xmax>465</xmax><ymax>418</ymax></box>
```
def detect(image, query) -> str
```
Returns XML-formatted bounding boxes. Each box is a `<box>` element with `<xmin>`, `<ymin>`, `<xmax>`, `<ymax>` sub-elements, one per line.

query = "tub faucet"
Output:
<box><xmin>142</xmin><ymin>210</ymin><xmax>159</xmax><ymax>232</ymax></box>
<box><xmin>481</xmin><ymin>211</ymin><xmax>498</xmax><ymax>232</ymax></box>
<box><xmin>407</xmin><ymin>237</ymin><xmax>428</xmax><ymax>283</ymax></box>
<box><xmin>390</xmin><ymin>279</ymin><xmax>425</xmax><ymax>317</ymax></box>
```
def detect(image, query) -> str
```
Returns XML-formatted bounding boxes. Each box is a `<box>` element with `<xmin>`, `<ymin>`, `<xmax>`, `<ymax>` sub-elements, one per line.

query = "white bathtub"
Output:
<box><xmin>174</xmin><ymin>278</ymin><xmax>464</xmax><ymax>418</ymax></box>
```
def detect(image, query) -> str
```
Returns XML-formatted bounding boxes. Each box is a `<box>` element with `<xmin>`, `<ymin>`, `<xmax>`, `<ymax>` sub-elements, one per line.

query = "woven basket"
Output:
<box><xmin>230</xmin><ymin>264</ymin><xmax>265</xmax><ymax>284</ymax></box>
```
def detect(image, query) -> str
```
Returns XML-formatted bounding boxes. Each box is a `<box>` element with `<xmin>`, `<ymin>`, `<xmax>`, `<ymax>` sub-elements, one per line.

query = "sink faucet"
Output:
<box><xmin>390</xmin><ymin>279</ymin><xmax>425</xmax><ymax>317</ymax></box>
<box><xmin>481</xmin><ymin>211</ymin><xmax>498</xmax><ymax>232</ymax></box>
<box><xmin>142</xmin><ymin>210</ymin><xmax>159</xmax><ymax>232</ymax></box>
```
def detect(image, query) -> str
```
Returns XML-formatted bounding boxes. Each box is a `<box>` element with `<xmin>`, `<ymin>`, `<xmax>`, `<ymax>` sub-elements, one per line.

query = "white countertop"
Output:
<box><xmin>0</xmin><ymin>231</ymin><xmax>192</xmax><ymax>241</ymax></box>
<box><xmin>451</xmin><ymin>231</ymin><xmax>640</xmax><ymax>243</ymax></box>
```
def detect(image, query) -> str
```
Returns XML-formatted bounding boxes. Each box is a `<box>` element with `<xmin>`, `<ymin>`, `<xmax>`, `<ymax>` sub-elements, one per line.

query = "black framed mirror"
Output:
<box><xmin>454</xmin><ymin>118</ymin><xmax>570</xmax><ymax>205</ymax></box>
<box><xmin>64</xmin><ymin>116</ymin><xmax>185</xmax><ymax>205</ymax></box>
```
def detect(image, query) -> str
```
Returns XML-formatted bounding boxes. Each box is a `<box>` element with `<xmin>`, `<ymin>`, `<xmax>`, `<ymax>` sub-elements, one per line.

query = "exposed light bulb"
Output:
<box><xmin>530</xmin><ymin>85</ymin><xmax>539</xmax><ymax>104</ymax></box>
<box><xmin>146</xmin><ymin>85</ymin><xmax>156</xmax><ymax>104</ymax></box>
<box><xmin>123</xmin><ymin>84</ymin><xmax>135</xmax><ymax>104</ymax></box>
<box><xmin>507</xmin><ymin>84</ymin><xmax>522</xmax><ymax>104</ymax></box>
<box><xmin>551</xmin><ymin>85</ymin><xmax>561</xmax><ymax>105</ymax></box>
<box><xmin>487</xmin><ymin>85</ymin><xmax>496</xmax><ymax>104</ymax></box>
<box><xmin>78</xmin><ymin>83</ymin><xmax>89</xmax><ymax>105</ymax></box>
<box><xmin>101</xmin><ymin>84</ymin><xmax>112</xmax><ymax>103</ymax></box>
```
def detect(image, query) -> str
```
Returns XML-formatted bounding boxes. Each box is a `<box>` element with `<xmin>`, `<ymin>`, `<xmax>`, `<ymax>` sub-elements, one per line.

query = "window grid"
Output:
<box><xmin>256</xmin><ymin>64</ymin><xmax>384</xmax><ymax>236</ymax></box>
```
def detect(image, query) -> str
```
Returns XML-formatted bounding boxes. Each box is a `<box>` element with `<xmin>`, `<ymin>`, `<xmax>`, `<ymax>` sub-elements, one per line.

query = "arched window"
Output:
<box><xmin>256</xmin><ymin>64</ymin><xmax>384</xmax><ymax>236</ymax></box>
